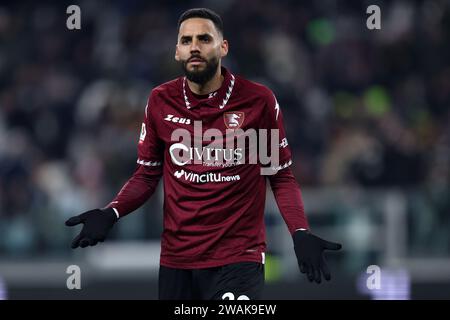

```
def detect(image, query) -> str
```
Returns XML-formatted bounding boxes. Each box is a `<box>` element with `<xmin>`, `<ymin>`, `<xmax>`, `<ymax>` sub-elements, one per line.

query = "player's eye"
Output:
<box><xmin>199</xmin><ymin>36</ymin><xmax>211</xmax><ymax>43</ymax></box>
<box><xmin>180</xmin><ymin>38</ymin><xmax>191</xmax><ymax>45</ymax></box>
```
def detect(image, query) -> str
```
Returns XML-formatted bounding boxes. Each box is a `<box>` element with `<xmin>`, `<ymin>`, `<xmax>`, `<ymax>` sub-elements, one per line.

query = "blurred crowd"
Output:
<box><xmin>0</xmin><ymin>0</ymin><xmax>449</xmax><ymax>255</ymax></box>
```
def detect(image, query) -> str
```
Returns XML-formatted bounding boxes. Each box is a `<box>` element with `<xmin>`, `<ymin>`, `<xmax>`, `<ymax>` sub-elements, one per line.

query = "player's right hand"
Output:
<box><xmin>65</xmin><ymin>208</ymin><xmax>118</xmax><ymax>249</ymax></box>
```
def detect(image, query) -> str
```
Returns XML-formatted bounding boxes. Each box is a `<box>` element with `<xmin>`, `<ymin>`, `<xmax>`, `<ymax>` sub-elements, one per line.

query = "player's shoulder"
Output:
<box><xmin>149</xmin><ymin>77</ymin><xmax>181</xmax><ymax>99</ymax></box>
<box><xmin>144</xmin><ymin>77</ymin><xmax>182</xmax><ymax>118</ymax></box>
<box><xmin>235</xmin><ymin>75</ymin><xmax>276</xmax><ymax>104</ymax></box>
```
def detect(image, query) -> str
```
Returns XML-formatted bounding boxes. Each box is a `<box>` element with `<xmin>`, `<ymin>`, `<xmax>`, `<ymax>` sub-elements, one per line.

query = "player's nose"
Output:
<box><xmin>190</xmin><ymin>38</ymin><xmax>201</xmax><ymax>52</ymax></box>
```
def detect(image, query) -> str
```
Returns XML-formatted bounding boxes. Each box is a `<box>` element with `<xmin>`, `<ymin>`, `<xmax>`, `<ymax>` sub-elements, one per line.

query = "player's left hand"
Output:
<box><xmin>293</xmin><ymin>229</ymin><xmax>342</xmax><ymax>284</ymax></box>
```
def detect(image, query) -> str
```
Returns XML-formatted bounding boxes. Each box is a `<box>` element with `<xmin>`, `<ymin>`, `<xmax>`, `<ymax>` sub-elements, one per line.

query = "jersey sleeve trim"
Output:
<box><xmin>137</xmin><ymin>159</ymin><xmax>162</xmax><ymax>166</ymax></box>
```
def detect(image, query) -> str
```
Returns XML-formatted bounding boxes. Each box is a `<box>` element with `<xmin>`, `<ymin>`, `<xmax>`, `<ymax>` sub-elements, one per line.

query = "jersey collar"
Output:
<box><xmin>182</xmin><ymin>66</ymin><xmax>235</xmax><ymax>110</ymax></box>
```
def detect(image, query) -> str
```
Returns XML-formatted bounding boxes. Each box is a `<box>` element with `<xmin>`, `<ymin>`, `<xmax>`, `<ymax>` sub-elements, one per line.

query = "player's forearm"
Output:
<box><xmin>268</xmin><ymin>167</ymin><xmax>310</xmax><ymax>234</ymax></box>
<box><xmin>105</xmin><ymin>164</ymin><xmax>162</xmax><ymax>218</ymax></box>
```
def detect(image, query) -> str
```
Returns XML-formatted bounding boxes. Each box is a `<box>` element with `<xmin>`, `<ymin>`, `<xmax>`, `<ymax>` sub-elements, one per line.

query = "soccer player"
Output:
<box><xmin>65</xmin><ymin>8</ymin><xmax>342</xmax><ymax>300</ymax></box>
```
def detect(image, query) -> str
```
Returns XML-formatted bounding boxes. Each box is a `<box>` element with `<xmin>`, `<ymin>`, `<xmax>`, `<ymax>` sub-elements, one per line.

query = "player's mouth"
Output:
<box><xmin>188</xmin><ymin>57</ymin><xmax>206</xmax><ymax>65</ymax></box>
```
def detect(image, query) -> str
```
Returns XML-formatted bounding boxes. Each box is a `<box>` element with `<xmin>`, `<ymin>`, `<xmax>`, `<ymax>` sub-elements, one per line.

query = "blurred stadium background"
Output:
<box><xmin>0</xmin><ymin>0</ymin><xmax>449</xmax><ymax>299</ymax></box>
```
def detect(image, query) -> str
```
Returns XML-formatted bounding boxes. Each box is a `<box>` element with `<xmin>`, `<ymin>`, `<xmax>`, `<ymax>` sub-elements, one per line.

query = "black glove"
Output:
<box><xmin>293</xmin><ymin>229</ymin><xmax>342</xmax><ymax>284</ymax></box>
<box><xmin>65</xmin><ymin>208</ymin><xmax>118</xmax><ymax>249</ymax></box>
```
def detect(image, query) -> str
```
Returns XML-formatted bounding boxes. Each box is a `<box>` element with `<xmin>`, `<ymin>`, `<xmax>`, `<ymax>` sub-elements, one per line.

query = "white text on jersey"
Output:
<box><xmin>164</xmin><ymin>114</ymin><xmax>192</xmax><ymax>125</ymax></box>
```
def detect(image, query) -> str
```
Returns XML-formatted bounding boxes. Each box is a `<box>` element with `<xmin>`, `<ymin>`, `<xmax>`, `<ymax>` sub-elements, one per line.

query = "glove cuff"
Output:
<box><xmin>292</xmin><ymin>228</ymin><xmax>311</xmax><ymax>243</ymax></box>
<box><xmin>101</xmin><ymin>207</ymin><xmax>119</xmax><ymax>224</ymax></box>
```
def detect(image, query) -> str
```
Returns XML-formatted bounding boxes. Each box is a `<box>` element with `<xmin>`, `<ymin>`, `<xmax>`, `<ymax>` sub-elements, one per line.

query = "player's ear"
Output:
<box><xmin>175</xmin><ymin>44</ymin><xmax>180</xmax><ymax>61</ymax></box>
<box><xmin>220</xmin><ymin>39</ymin><xmax>229</xmax><ymax>58</ymax></box>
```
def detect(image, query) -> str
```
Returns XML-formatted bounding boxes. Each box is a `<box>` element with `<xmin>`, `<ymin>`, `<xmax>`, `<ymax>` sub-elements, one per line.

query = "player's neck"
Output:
<box><xmin>187</xmin><ymin>67</ymin><xmax>224</xmax><ymax>95</ymax></box>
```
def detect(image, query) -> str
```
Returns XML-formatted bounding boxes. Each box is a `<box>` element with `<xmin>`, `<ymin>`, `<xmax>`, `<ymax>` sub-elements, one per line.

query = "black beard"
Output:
<box><xmin>181</xmin><ymin>56</ymin><xmax>219</xmax><ymax>85</ymax></box>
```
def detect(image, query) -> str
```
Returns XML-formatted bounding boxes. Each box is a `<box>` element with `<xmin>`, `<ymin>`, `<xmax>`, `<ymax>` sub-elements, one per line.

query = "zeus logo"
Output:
<box><xmin>164</xmin><ymin>114</ymin><xmax>192</xmax><ymax>125</ymax></box>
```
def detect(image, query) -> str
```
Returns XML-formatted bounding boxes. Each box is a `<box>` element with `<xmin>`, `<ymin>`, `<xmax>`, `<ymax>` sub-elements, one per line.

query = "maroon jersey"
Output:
<box><xmin>107</xmin><ymin>67</ymin><xmax>309</xmax><ymax>268</ymax></box>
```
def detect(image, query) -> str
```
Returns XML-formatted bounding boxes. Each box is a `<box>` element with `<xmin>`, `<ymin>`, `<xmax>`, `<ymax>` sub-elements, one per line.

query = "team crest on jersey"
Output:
<box><xmin>223</xmin><ymin>112</ymin><xmax>245</xmax><ymax>129</ymax></box>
